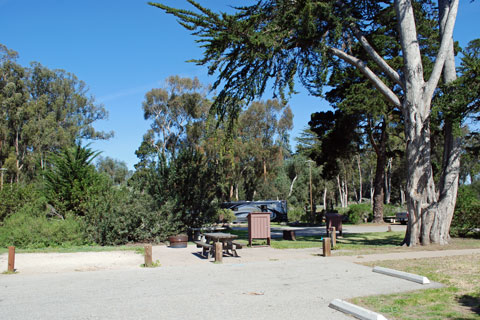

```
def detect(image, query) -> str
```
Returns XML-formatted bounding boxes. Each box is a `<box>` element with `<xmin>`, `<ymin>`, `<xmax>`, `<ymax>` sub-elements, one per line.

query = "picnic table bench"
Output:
<box><xmin>194</xmin><ymin>241</ymin><xmax>213</xmax><ymax>259</ymax></box>
<box><xmin>196</xmin><ymin>233</ymin><xmax>242</xmax><ymax>260</ymax></box>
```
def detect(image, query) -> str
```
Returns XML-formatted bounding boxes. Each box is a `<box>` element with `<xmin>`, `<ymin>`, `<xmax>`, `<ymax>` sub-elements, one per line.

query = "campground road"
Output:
<box><xmin>0</xmin><ymin>256</ymin><xmax>439</xmax><ymax>320</ymax></box>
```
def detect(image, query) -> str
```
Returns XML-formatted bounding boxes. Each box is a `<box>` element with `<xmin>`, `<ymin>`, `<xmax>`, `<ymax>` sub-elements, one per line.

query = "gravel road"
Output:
<box><xmin>0</xmin><ymin>253</ymin><xmax>441</xmax><ymax>320</ymax></box>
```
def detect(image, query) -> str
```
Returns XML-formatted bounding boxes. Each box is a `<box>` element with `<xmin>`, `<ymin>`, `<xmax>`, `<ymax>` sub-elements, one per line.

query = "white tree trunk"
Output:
<box><xmin>430</xmin><ymin>0</ymin><xmax>461</xmax><ymax>245</ymax></box>
<box><xmin>357</xmin><ymin>155</ymin><xmax>363</xmax><ymax>203</ymax></box>
<box><xmin>323</xmin><ymin>186</ymin><xmax>327</xmax><ymax>210</ymax></box>
<box><xmin>395</xmin><ymin>0</ymin><xmax>459</xmax><ymax>246</ymax></box>
<box><xmin>288</xmin><ymin>175</ymin><xmax>297</xmax><ymax>197</ymax></box>
<box><xmin>385</xmin><ymin>158</ymin><xmax>392</xmax><ymax>204</ymax></box>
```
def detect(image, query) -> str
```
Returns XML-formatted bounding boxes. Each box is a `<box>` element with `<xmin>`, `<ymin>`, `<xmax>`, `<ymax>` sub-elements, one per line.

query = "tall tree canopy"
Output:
<box><xmin>151</xmin><ymin>0</ymin><xmax>468</xmax><ymax>246</ymax></box>
<box><xmin>0</xmin><ymin>44</ymin><xmax>111</xmax><ymax>182</ymax></box>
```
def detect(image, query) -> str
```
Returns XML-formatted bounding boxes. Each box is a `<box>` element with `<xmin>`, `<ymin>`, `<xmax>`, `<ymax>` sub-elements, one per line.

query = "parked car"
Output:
<box><xmin>396</xmin><ymin>211</ymin><xmax>409</xmax><ymax>225</ymax></box>
<box><xmin>220</xmin><ymin>200</ymin><xmax>288</xmax><ymax>223</ymax></box>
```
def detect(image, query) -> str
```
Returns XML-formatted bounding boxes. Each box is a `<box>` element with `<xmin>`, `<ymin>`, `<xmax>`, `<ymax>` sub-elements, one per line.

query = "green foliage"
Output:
<box><xmin>163</xmin><ymin>147</ymin><xmax>218</xmax><ymax>230</ymax></box>
<box><xmin>96</xmin><ymin>156</ymin><xmax>130</xmax><ymax>185</ymax></box>
<box><xmin>0</xmin><ymin>210</ymin><xmax>86</xmax><ymax>249</ymax></box>
<box><xmin>43</xmin><ymin>143</ymin><xmax>101</xmax><ymax>218</ymax></box>
<box><xmin>451</xmin><ymin>185</ymin><xmax>480</xmax><ymax>238</ymax></box>
<box><xmin>0</xmin><ymin>44</ymin><xmax>111</xmax><ymax>183</ymax></box>
<box><xmin>344</xmin><ymin>203</ymin><xmax>372</xmax><ymax>224</ymax></box>
<box><xmin>0</xmin><ymin>183</ymin><xmax>43</xmax><ymax>224</ymax></box>
<box><xmin>383</xmin><ymin>203</ymin><xmax>405</xmax><ymax>217</ymax></box>
<box><xmin>287</xmin><ymin>206</ymin><xmax>307</xmax><ymax>223</ymax></box>
<box><xmin>216</xmin><ymin>208</ymin><xmax>236</xmax><ymax>224</ymax></box>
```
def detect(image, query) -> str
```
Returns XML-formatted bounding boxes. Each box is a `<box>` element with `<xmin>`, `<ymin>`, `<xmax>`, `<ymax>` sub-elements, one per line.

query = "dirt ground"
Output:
<box><xmin>2</xmin><ymin>244</ymin><xmax>480</xmax><ymax>276</ymax></box>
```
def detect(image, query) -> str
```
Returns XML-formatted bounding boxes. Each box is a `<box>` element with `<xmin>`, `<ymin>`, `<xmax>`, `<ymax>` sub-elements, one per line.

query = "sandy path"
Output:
<box><xmin>1</xmin><ymin>244</ymin><xmax>479</xmax><ymax>276</ymax></box>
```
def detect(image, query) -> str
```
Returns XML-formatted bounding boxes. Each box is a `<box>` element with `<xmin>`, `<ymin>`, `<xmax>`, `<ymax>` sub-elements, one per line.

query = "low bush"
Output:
<box><xmin>0</xmin><ymin>209</ymin><xmax>86</xmax><ymax>248</ymax></box>
<box><xmin>0</xmin><ymin>183</ymin><xmax>42</xmax><ymax>224</ymax></box>
<box><xmin>344</xmin><ymin>203</ymin><xmax>372</xmax><ymax>224</ymax></box>
<box><xmin>451</xmin><ymin>185</ymin><xmax>480</xmax><ymax>237</ymax></box>
<box><xmin>287</xmin><ymin>206</ymin><xmax>307</xmax><ymax>222</ymax></box>
<box><xmin>383</xmin><ymin>203</ymin><xmax>405</xmax><ymax>217</ymax></box>
<box><xmin>216</xmin><ymin>208</ymin><xmax>236</xmax><ymax>224</ymax></box>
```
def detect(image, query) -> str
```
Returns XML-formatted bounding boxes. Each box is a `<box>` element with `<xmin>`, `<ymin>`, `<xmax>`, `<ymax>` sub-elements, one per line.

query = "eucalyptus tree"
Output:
<box><xmin>0</xmin><ymin>45</ymin><xmax>111</xmax><ymax>182</ymax></box>
<box><xmin>151</xmin><ymin>0</ymin><xmax>465</xmax><ymax>246</ymax></box>
<box><xmin>136</xmin><ymin>75</ymin><xmax>210</xmax><ymax>167</ymax></box>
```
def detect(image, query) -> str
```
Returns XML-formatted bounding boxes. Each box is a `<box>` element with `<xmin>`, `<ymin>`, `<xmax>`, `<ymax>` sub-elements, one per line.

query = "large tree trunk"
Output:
<box><xmin>385</xmin><ymin>158</ymin><xmax>392</xmax><ymax>204</ymax></box>
<box><xmin>430</xmin><ymin>0</ymin><xmax>461</xmax><ymax>245</ymax></box>
<box><xmin>396</xmin><ymin>0</ymin><xmax>459</xmax><ymax>246</ymax></box>
<box><xmin>370</xmin><ymin>119</ymin><xmax>387</xmax><ymax>223</ymax></box>
<box><xmin>357</xmin><ymin>155</ymin><xmax>363</xmax><ymax>203</ymax></box>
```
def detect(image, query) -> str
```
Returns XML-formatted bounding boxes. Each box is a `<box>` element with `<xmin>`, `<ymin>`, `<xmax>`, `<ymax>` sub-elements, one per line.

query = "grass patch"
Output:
<box><xmin>335</xmin><ymin>234</ymin><xmax>480</xmax><ymax>256</ymax></box>
<box><xmin>140</xmin><ymin>259</ymin><xmax>161</xmax><ymax>268</ymax></box>
<box><xmin>351</xmin><ymin>255</ymin><xmax>480</xmax><ymax>319</ymax></box>
<box><xmin>228</xmin><ymin>228</ymin><xmax>480</xmax><ymax>252</ymax></box>
<box><xmin>1</xmin><ymin>270</ymin><xmax>18</xmax><ymax>275</ymax></box>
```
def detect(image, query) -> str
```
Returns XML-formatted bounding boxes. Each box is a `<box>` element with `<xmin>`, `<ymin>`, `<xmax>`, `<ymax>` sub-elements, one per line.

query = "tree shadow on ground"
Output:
<box><xmin>338</xmin><ymin>233</ymin><xmax>403</xmax><ymax>246</ymax></box>
<box><xmin>457</xmin><ymin>294</ymin><xmax>480</xmax><ymax>316</ymax></box>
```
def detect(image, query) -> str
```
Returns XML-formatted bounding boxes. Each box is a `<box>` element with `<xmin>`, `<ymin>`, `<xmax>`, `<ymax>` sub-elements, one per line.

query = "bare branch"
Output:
<box><xmin>329</xmin><ymin>47</ymin><xmax>402</xmax><ymax>108</ymax></box>
<box><xmin>350</xmin><ymin>25</ymin><xmax>404</xmax><ymax>90</ymax></box>
<box><xmin>425</xmin><ymin>0</ymin><xmax>459</xmax><ymax>103</ymax></box>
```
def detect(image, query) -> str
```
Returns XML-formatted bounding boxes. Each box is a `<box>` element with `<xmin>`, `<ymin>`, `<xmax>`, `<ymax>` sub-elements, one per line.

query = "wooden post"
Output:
<box><xmin>8</xmin><ymin>246</ymin><xmax>15</xmax><ymax>272</ymax></box>
<box><xmin>387</xmin><ymin>226</ymin><xmax>392</xmax><ymax>232</ymax></box>
<box><xmin>330</xmin><ymin>227</ymin><xmax>336</xmax><ymax>248</ymax></box>
<box><xmin>144</xmin><ymin>244</ymin><xmax>152</xmax><ymax>267</ymax></box>
<box><xmin>322</xmin><ymin>238</ymin><xmax>331</xmax><ymax>257</ymax></box>
<box><xmin>215</xmin><ymin>242</ymin><xmax>223</xmax><ymax>263</ymax></box>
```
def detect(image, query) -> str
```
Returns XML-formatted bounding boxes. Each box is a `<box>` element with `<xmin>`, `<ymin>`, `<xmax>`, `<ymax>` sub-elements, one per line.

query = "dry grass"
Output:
<box><xmin>351</xmin><ymin>255</ymin><xmax>480</xmax><ymax>319</ymax></box>
<box><xmin>334</xmin><ymin>234</ymin><xmax>480</xmax><ymax>256</ymax></box>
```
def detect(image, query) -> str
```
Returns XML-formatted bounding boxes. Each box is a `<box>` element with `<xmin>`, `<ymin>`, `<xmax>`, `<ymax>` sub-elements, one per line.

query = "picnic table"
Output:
<box><xmin>195</xmin><ymin>232</ymin><xmax>242</xmax><ymax>259</ymax></box>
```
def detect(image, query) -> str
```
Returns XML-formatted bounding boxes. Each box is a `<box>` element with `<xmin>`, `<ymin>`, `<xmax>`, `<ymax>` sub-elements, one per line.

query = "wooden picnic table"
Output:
<box><xmin>202</xmin><ymin>233</ymin><xmax>242</xmax><ymax>258</ymax></box>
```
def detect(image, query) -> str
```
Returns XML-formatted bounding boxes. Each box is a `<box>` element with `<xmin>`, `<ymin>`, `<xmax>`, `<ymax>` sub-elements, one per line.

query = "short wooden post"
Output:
<box><xmin>322</xmin><ymin>238</ymin><xmax>331</xmax><ymax>257</ymax></box>
<box><xmin>330</xmin><ymin>227</ymin><xmax>336</xmax><ymax>248</ymax></box>
<box><xmin>8</xmin><ymin>246</ymin><xmax>15</xmax><ymax>272</ymax></box>
<box><xmin>144</xmin><ymin>244</ymin><xmax>152</xmax><ymax>267</ymax></box>
<box><xmin>387</xmin><ymin>226</ymin><xmax>392</xmax><ymax>232</ymax></box>
<box><xmin>215</xmin><ymin>242</ymin><xmax>223</xmax><ymax>263</ymax></box>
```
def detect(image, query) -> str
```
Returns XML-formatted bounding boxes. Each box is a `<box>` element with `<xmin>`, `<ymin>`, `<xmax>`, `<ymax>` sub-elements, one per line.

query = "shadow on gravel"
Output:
<box><xmin>457</xmin><ymin>294</ymin><xmax>480</xmax><ymax>316</ymax></box>
<box><xmin>337</xmin><ymin>233</ymin><xmax>403</xmax><ymax>246</ymax></box>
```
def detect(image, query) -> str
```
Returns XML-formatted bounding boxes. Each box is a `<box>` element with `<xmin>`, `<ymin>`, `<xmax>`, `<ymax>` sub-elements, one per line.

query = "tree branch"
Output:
<box><xmin>329</xmin><ymin>47</ymin><xmax>402</xmax><ymax>108</ymax></box>
<box><xmin>425</xmin><ymin>0</ymin><xmax>459</xmax><ymax>103</ymax></box>
<box><xmin>350</xmin><ymin>25</ymin><xmax>404</xmax><ymax>90</ymax></box>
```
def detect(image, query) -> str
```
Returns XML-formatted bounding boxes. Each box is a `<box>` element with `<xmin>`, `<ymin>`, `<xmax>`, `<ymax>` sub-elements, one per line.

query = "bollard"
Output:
<box><xmin>330</xmin><ymin>227</ymin><xmax>336</xmax><ymax>248</ymax></box>
<box><xmin>215</xmin><ymin>242</ymin><xmax>223</xmax><ymax>263</ymax></box>
<box><xmin>387</xmin><ymin>226</ymin><xmax>392</xmax><ymax>232</ymax></box>
<box><xmin>323</xmin><ymin>238</ymin><xmax>331</xmax><ymax>257</ymax></box>
<box><xmin>144</xmin><ymin>244</ymin><xmax>152</xmax><ymax>267</ymax></box>
<box><xmin>8</xmin><ymin>246</ymin><xmax>15</xmax><ymax>272</ymax></box>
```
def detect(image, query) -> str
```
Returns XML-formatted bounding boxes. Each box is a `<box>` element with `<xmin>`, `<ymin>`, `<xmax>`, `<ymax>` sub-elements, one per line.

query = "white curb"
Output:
<box><xmin>373</xmin><ymin>266</ymin><xmax>430</xmax><ymax>284</ymax></box>
<box><xmin>329</xmin><ymin>299</ymin><xmax>388</xmax><ymax>320</ymax></box>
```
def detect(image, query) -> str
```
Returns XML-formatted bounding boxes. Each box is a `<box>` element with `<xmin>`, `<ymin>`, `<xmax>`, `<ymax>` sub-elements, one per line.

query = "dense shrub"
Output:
<box><xmin>0</xmin><ymin>208</ymin><xmax>86</xmax><ymax>248</ymax></box>
<box><xmin>83</xmin><ymin>186</ymin><xmax>178</xmax><ymax>245</ymax></box>
<box><xmin>384</xmin><ymin>204</ymin><xmax>405</xmax><ymax>217</ymax></box>
<box><xmin>451</xmin><ymin>185</ymin><xmax>480</xmax><ymax>237</ymax></box>
<box><xmin>0</xmin><ymin>183</ymin><xmax>42</xmax><ymax>224</ymax></box>
<box><xmin>344</xmin><ymin>203</ymin><xmax>372</xmax><ymax>224</ymax></box>
<box><xmin>216</xmin><ymin>208</ymin><xmax>236</xmax><ymax>224</ymax></box>
<box><xmin>287</xmin><ymin>206</ymin><xmax>307</xmax><ymax>222</ymax></box>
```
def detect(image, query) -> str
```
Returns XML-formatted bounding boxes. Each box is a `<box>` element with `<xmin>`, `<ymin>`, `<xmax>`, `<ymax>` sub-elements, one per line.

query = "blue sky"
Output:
<box><xmin>1</xmin><ymin>0</ymin><xmax>479</xmax><ymax>170</ymax></box>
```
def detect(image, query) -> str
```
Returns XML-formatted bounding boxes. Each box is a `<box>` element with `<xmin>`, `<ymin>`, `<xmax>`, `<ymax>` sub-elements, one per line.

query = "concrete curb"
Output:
<box><xmin>329</xmin><ymin>299</ymin><xmax>388</xmax><ymax>320</ymax></box>
<box><xmin>373</xmin><ymin>266</ymin><xmax>430</xmax><ymax>284</ymax></box>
